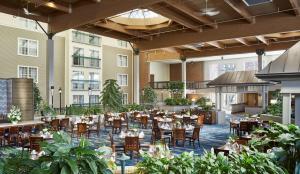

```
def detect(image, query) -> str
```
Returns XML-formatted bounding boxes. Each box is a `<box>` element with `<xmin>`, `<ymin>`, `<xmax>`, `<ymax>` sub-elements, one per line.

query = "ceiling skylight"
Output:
<box><xmin>120</xmin><ymin>9</ymin><xmax>160</xmax><ymax>19</ymax></box>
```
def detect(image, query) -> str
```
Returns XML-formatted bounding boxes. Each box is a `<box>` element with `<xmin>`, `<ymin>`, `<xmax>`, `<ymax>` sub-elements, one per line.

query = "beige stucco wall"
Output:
<box><xmin>0</xmin><ymin>25</ymin><xmax>65</xmax><ymax>107</ymax></box>
<box><xmin>102</xmin><ymin>45</ymin><xmax>133</xmax><ymax>103</ymax></box>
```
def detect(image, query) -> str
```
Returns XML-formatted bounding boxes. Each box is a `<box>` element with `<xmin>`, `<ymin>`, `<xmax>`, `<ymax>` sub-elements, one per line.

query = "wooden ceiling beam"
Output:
<box><xmin>184</xmin><ymin>40</ymin><xmax>297</xmax><ymax>58</ymax></box>
<box><xmin>31</xmin><ymin>0</ymin><xmax>71</xmax><ymax>13</ymax></box>
<box><xmin>236</xmin><ymin>38</ymin><xmax>251</xmax><ymax>46</ymax></box>
<box><xmin>182</xmin><ymin>45</ymin><xmax>200</xmax><ymax>51</ymax></box>
<box><xmin>136</xmin><ymin>14</ymin><xmax>300</xmax><ymax>50</ymax></box>
<box><xmin>49</xmin><ymin>0</ymin><xmax>163</xmax><ymax>33</ymax></box>
<box><xmin>256</xmin><ymin>35</ymin><xmax>269</xmax><ymax>45</ymax></box>
<box><xmin>123</xmin><ymin>22</ymin><xmax>171</xmax><ymax>30</ymax></box>
<box><xmin>224</xmin><ymin>0</ymin><xmax>255</xmax><ymax>23</ymax></box>
<box><xmin>289</xmin><ymin>0</ymin><xmax>300</xmax><ymax>15</ymax></box>
<box><xmin>94</xmin><ymin>21</ymin><xmax>146</xmax><ymax>39</ymax></box>
<box><xmin>164</xmin><ymin>0</ymin><xmax>217</xmax><ymax>29</ymax></box>
<box><xmin>149</xmin><ymin>4</ymin><xmax>202</xmax><ymax>32</ymax></box>
<box><xmin>207</xmin><ymin>41</ymin><xmax>225</xmax><ymax>49</ymax></box>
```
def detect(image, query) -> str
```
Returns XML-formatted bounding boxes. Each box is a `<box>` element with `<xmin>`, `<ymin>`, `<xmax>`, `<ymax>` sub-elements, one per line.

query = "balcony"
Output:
<box><xmin>150</xmin><ymin>81</ymin><xmax>211</xmax><ymax>90</ymax></box>
<box><xmin>72</xmin><ymin>31</ymin><xmax>101</xmax><ymax>46</ymax></box>
<box><xmin>72</xmin><ymin>55</ymin><xmax>101</xmax><ymax>69</ymax></box>
<box><xmin>71</xmin><ymin>80</ymin><xmax>101</xmax><ymax>91</ymax></box>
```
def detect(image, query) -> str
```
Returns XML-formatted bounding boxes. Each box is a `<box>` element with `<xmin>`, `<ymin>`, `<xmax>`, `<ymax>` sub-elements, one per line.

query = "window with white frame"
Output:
<box><xmin>245</xmin><ymin>61</ymin><xmax>258</xmax><ymax>71</ymax></box>
<box><xmin>72</xmin><ymin>71</ymin><xmax>84</xmax><ymax>90</ymax></box>
<box><xmin>73</xmin><ymin>47</ymin><xmax>84</xmax><ymax>66</ymax></box>
<box><xmin>122</xmin><ymin>93</ymin><xmax>128</xmax><ymax>105</ymax></box>
<box><xmin>218</xmin><ymin>63</ymin><xmax>236</xmax><ymax>74</ymax></box>
<box><xmin>90</xmin><ymin>50</ymin><xmax>100</xmax><ymax>68</ymax></box>
<box><xmin>73</xmin><ymin>95</ymin><xmax>84</xmax><ymax>104</ymax></box>
<box><xmin>18</xmin><ymin>17</ymin><xmax>38</xmax><ymax>30</ymax></box>
<box><xmin>117</xmin><ymin>74</ymin><xmax>128</xmax><ymax>86</ymax></box>
<box><xmin>117</xmin><ymin>54</ymin><xmax>128</xmax><ymax>67</ymax></box>
<box><xmin>18</xmin><ymin>66</ymin><xmax>38</xmax><ymax>83</ymax></box>
<box><xmin>18</xmin><ymin>38</ymin><xmax>38</xmax><ymax>57</ymax></box>
<box><xmin>117</xmin><ymin>40</ymin><xmax>127</xmax><ymax>47</ymax></box>
<box><xmin>89</xmin><ymin>72</ymin><xmax>100</xmax><ymax>90</ymax></box>
<box><xmin>89</xmin><ymin>95</ymin><xmax>99</xmax><ymax>104</ymax></box>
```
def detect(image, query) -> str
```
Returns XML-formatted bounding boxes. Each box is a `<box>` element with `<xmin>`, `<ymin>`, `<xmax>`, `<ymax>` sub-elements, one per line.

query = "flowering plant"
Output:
<box><xmin>7</xmin><ymin>105</ymin><xmax>22</xmax><ymax>123</ymax></box>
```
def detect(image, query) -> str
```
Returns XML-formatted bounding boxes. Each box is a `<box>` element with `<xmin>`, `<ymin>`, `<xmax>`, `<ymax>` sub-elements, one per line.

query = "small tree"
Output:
<box><xmin>168</xmin><ymin>81</ymin><xmax>184</xmax><ymax>98</ymax></box>
<box><xmin>33</xmin><ymin>83</ymin><xmax>42</xmax><ymax>112</ymax></box>
<box><xmin>101</xmin><ymin>79</ymin><xmax>122</xmax><ymax>112</ymax></box>
<box><xmin>142</xmin><ymin>86</ymin><xmax>157</xmax><ymax>108</ymax></box>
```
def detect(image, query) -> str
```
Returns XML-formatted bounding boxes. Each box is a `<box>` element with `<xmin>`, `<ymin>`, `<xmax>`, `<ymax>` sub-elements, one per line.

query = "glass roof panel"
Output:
<box><xmin>120</xmin><ymin>9</ymin><xmax>160</xmax><ymax>19</ymax></box>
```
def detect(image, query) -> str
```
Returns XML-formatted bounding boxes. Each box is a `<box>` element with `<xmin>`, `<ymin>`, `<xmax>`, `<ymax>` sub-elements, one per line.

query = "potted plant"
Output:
<box><xmin>7</xmin><ymin>105</ymin><xmax>22</xmax><ymax>124</ymax></box>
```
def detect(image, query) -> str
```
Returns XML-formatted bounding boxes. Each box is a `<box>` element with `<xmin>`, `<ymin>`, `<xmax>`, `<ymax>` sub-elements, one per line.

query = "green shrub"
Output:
<box><xmin>164</xmin><ymin>98</ymin><xmax>191</xmax><ymax>106</ymax></box>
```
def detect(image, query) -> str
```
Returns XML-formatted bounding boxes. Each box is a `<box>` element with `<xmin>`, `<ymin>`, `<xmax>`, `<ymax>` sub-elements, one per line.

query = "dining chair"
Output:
<box><xmin>29</xmin><ymin>136</ymin><xmax>43</xmax><ymax>152</ymax></box>
<box><xmin>20</xmin><ymin>125</ymin><xmax>32</xmax><ymax>148</ymax></box>
<box><xmin>88</xmin><ymin>116</ymin><xmax>101</xmax><ymax>138</ymax></box>
<box><xmin>230</xmin><ymin>120</ymin><xmax>239</xmax><ymax>135</ymax></box>
<box><xmin>124</xmin><ymin>136</ymin><xmax>140</xmax><ymax>158</ymax></box>
<box><xmin>109</xmin><ymin>133</ymin><xmax>124</xmax><ymax>153</ymax></box>
<box><xmin>121</xmin><ymin>116</ymin><xmax>129</xmax><ymax>131</ymax></box>
<box><xmin>151</xmin><ymin>128</ymin><xmax>171</xmax><ymax>145</ymax></box>
<box><xmin>104</xmin><ymin>114</ymin><xmax>112</xmax><ymax>131</ymax></box>
<box><xmin>152</xmin><ymin>119</ymin><xmax>159</xmax><ymax>129</ymax></box>
<box><xmin>8</xmin><ymin>126</ymin><xmax>21</xmax><ymax>146</ymax></box>
<box><xmin>239</xmin><ymin>121</ymin><xmax>249</xmax><ymax>136</ymax></box>
<box><xmin>77</xmin><ymin>123</ymin><xmax>88</xmax><ymax>138</ymax></box>
<box><xmin>112</xmin><ymin>119</ymin><xmax>122</xmax><ymax>134</ymax></box>
<box><xmin>183</xmin><ymin>116</ymin><xmax>191</xmax><ymax>125</ymax></box>
<box><xmin>185</xmin><ymin>127</ymin><xmax>201</xmax><ymax>148</ymax></box>
<box><xmin>196</xmin><ymin>114</ymin><xmax>205</xmax><ymax>128</ymax></box>
<box><xmin>172</xmin><ymin>128</ymin><xmax>186</xmax><ymax>147</ymax></box>
<box><xmin>59</xmin><ymin>118</ymin><xmax>70</xmax><ymax>131</ymax></box>
<box><xmin>140</xmin><ymin>115</ymin><xmax>148</xmax><ymax>129</ymax></box>
<box><xmin>50</xmin><ymin>119</ymin><xmax>60</xmax><ymax>131</ymax></box>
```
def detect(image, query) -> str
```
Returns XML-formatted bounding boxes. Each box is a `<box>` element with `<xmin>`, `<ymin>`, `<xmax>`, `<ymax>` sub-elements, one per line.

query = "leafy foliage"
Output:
<box><xmin>101</xmin><ymin>79</ymin><xmax>122</xmax><ymax>112</ymax></box>
<box><xmin>33</xmin><ymin>83</ymin><xmax>43</xmax><ymax>112</ymax></box>
<box><xmin>164</xmin><ymin>98</ymin><xmax>191</xmax><ymax>106</ymax></box>
<box><xmin>141</xmin><ymin>86</ymin><xmax>157</xmax><ymax>107</ymax></box>
<box><xmin>121</xmin><ymin>103</ymin><xmax>145</xmax><ymax>112</ymax></box>
<box><xmin>266</xmin><ymin>90</ymin><xmax>282</xmax><ymax>116</ymax></box>
<box><xmin>167</xmin><ymin>81</ymin><xmax>184</xmax><ymax>98</ymax></box>
<box><xmin>40</xmin><ymin>101</ymin><xmax>56</xmax><ymax>116</ymax></box>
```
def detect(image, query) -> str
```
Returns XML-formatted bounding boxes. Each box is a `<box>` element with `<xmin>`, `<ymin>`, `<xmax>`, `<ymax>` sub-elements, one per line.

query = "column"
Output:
<box><xmin>133</xmin><ymin>49</ymin><xmax>140</xmax><ymax>104</ymax></box>
<box><xmin>261</xmin><ymin>86</ymin><xmax>268</xmax><ymax>111</ymax></box>
<box><xmin>295</xmin><ymin>94</ymin><xmax>300</xmax><ymax>126</ymax></box>
<box><xmin>215</xmin><ymin>88</ymin><xmax>222</xmax><ymax>111</ymax></box>
<box><xmin>181</xmin><ymin>60</ymin><xmax>187</xmax><ymax>98</ymax></box>
<box><xmin>256</xmin><ymin>49</ymin><xmax>264</xmax><ymax>72</ymax></box>
<box><xmin>47</xmin><ymin>34</ymin><xmax>55</xmax><ymax>106</ymax></box>
<box><xmin>282</xmin><ymin>93</ymin><xmax>291</xmax><ymax>124</ymax></box>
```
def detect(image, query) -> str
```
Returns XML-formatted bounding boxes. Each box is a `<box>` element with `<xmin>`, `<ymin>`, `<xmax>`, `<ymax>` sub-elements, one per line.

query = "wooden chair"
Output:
<box><xmin>8</xmin><ymin>126</ymin><xmax>21</xmax><ymax>146</ymax></box>
<box><xmin>185</xmin><ymin>127</ymin><xmax>201</xmax><ymax>148</ymax></box>
<box><xmin>230</xmin><ymin>121</ymin><xmax>239</xmax><ymax>135</ymax></box>
<box><xmin>29</xmin><ymin>136</ymin><xmax>43</xmax><ymax>152</ymax></box>
<box><xmin>60</xmin><ymin>118</ymin><xmax>70</xmax><ymax>131</ymax></box>
<box><xmin>77</xmin><ymin>123</ymin><xmax>88</xmax><ymax>138</ymax></box>
<box><xmin>20</xmin><ymin>125</ymin><xmax>32</xmax><ymax>148</ymax></box>
<box><xmin>112</xmin><ymin>119</ymin><xmax>122</xmax><ymax>134</ymax></box>
<box><xmin>88</xmin><ymin>116</ymin><xmax>101</xmax><ymax>137</ymax></box>
<box><xmin>104</xmin><ymin>114</ymin><xmax>112</xmax><ymax>131</ymax></box>
<box><xmin>0</xmin><ymin>128</ymin><xmax>5</xmax><ymax>147</ymax></box>
<box><xmin>239</xmin><ymin>122</ymin><xmax>249</xmax><ymax>136</ymax></box>
<box><xmin>124</xmin><ymin>136</ymin><xmax>140</xmax><ymax>158</ymax></box>
<box><xmin>50</xmin><ymin>119</ymin><xmax>60</xmax><ymax>131</ymax></box>
<box><xmin>196</xmin><ymin>114</ymin><xmax>205</xmax><ymax>128</ymax></box>
<box><xmin>172</xmin><ymin>128</ymin><xmax>186</xmax><ymax>147</ymax></box>
<box><xmin>151</xmin><ymin>128</ymin><xmax>171</xmax><ymax>145</ymax></box>
<box><xmin>183</xmin><ymin>116</ymin><xmax>191</xmax><ymax>125</ymax></box>
<box><xmin>109</xmin><ymin>133</ymin><xmax>124</xmax><ymax>152</ymax></box>
<box><xmin>152</xmin><ymin>119</ymin><xmax>159</xmax><ymax>129</ymax></box>
<box><xmin>140</xmin><ymin>115</ymin><xmax>148</xmax><ymax>129</ymax></box>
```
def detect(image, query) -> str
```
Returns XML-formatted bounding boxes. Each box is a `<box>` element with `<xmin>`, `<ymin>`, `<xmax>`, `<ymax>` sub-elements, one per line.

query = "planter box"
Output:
<box><xmin>260</xmin><ymin>114</ymin><xmax>295</xmax><ymax>124</ymax></box>
<box><xmin>160</xmin><ymin>105</ymin><xmax>191</xmax><ymax>112</ymax></box>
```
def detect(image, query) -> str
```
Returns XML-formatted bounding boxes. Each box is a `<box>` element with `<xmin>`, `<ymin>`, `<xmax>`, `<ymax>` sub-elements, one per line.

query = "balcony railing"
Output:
<box><xmin>150</xmin><ymin>81</ymin><xmax>211</xmax><ymax>90</ymax></box>
<box><xmin>71</xmin><ymin>80</ymin><xmax>101</xmax><ymax>91</ymax></box>
<box><xmin>72</xmin><ymin>31</ymin><xmax>101</xmax><ymax>46</ymax></box>
<box><xmin>72</xmin><ymin>55</ymin><xmax>101</xmax><ymax>68</ymax></box>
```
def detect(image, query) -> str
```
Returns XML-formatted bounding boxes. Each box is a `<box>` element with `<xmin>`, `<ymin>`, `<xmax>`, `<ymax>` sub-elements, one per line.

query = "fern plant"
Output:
<box><xmin>101</xmin><ymin>79</ymin><xmax>122</xmax><ymax>112</ymax></box>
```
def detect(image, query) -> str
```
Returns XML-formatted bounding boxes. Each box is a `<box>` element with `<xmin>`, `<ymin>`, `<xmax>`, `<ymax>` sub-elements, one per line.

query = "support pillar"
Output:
<box><xmin>133</xmin><ymin>49</ymin><xmax>140</xmax><ymax>104</ymax></box>
<box><xmin>256</xmin><ymin>49</ymin><xmax>264</xmax><ymax>72</ymax></box>
<box><xmin>256</xmin><ymin>49</ymin><xmax>267</xmax><ymax>111</ymax></box>
<box><xmin>215</xmin><ymin>88</ymin><xmax>222</xmax><ymax>111</ymax></box>
<box><xmin>295</xmin><ymin>94</ymin><xmax>300</xmax><ymax>126</ymax></box>
<box><xmin>282</xmin><ymin>93</ymin><xmax>291</xmax><ymax>124</ymax></box>
<box><xmin>181</xmin><ymin>60</ymin><xmax>187</xmax><ymax>98</ymax></box>
<box><xmin>47</xmin><ymin>34</ymin><xmax>55</xmax><ymax>106</ymax></box>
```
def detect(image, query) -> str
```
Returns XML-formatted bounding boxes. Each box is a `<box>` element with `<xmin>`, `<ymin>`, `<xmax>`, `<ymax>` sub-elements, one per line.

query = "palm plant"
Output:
<box><xmin>101</xmin><ymin>79</ymin><xmax>122</xmax><ymax>112</ymax></box>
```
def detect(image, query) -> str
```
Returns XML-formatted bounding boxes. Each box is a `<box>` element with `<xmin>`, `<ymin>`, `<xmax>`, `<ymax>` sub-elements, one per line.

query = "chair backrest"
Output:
<box><xmin>141</xmin><ymin>115</ymin><xmax>148</xmax><ymax>125</ymax></box>
<box><xmin>152</xmin><ymin>119</ymin><xmax>159</xmax><ymax>129</ymax></box>
<box><xmin>77</xmin><ymin>123</ymin><xmax>87</xmax><ymax>133</ymax></box>
<box><xmin>60</xmin><ymin>118</ymin><xmax>70</xmax><ymax>128</ymax></box>
<box><xmin>239</xmin><ymin>121</ymin><xmax>249</xmax><ymax>131</ymax></box>
<box><xmin>113</xmin><ymin>119</ymin><xmax>122</xmax><ymax>128</ymax></box>
<box><xmin>183</xmin><ymin>117</ymin><xmax>191</xmax><ymax>125</ymax></box>
<box><xmin>119</xmin><ymin>113</ymin><xmax>126</xmax><ymax>120</ymax></box>
<box><xmin>152</xmin><ymin>128</ymin><xmax>162</xmax><ymax>140</ymax></box>
<box><xmin>192</xmin><ymin>127</ymin><xmax>200</xmax><ymax>140</ymax></box>
<box><xmin>9</xmin><ymin>126</ymin><xmax>19</xmax><ymax>135</ymax></box>
<box><xmin>124</xmin><ymin>136</ymin><xmax>140</xmax><ymax>152</ymax></box>
<box><xmin>173</xmin><ymin>128</ymin><xmax>186</xmax><ymax>140</ymax></box>
<box><xmin>30</xmin><ymin>136</ymin><xmax>43</xmax><ymax>152</ymax></box>
<box><xmin>51</xmin><ymin>119</ymin><xmax>60</xmax><ymax>131</ymax></box>
<box><xmin>22</xmin><ymin>125</ymin><xmax>33</xmax><ymax>134</ymax></box>
<box><xmin>133</xmin><ymin>112</ymin><xmax>140</xmax><ymax>117</ymax></box>
<box><xmin>197</xmin><ymin>115</ymin><xmax>205</xmax><ymax>125</ymax></box>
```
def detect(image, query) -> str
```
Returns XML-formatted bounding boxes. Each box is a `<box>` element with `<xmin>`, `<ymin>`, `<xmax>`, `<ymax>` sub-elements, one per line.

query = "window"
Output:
<box><xmin>18</xmin><ymin>38</ymin><xmax>38</xmax><ymax>57</ymax></box>
<box><xmin>73</xmin><ymin>95</ymin><xmax>84</xmax><ymax>104</ymax></box>
<box><xmin>89</xmin><ymin>35</ymin><xmax>100</xmax><ymax>46</ymax></box>
<box><xmin>73</xmin><ymin>47</ymin><xmax>84</xmax><ymax>66</ymax></box>
<box><xmin>89</xmin><ymin>95</ymin><xmax>99</xmax><ymax>104</ymax></box>
<box><xmin>18</xmin><ymin>66</ymin><xmax>38</xmax><ymax>83</ymax></box>
<box><xmin>117</xmin><ymin>74</ymin><xmax>128</xmax><ymax>86</ymax></box>
<box><xmin>245</xmin><ymin>61</ymin><xmax>258</xmax><ymax>71</ymax></box>
<box><xmin>117</xmin><ymin>40</ymin><xmax>127</xmax><ymax>47</ymax></box>
<box><xmin>122</xmin><ymin>93</ymin><xmax>128</xmax><ymax>105</ymax></box>
<box><xmin>117</xmin><ymin>54</ymin><xmax>128</xmax><ymax>67</ymax></box>
<box><xmin>90</xmin><ymin>50</ymin><xmax>100</xmax><ymax>68</ymax></box>
<box><xmin>219</xmin><ymin>64</ymin><xmax>236</xmax><ymax>73</ymax></box>
<box><xmin>89</xmin><ymin>72</ymin><xmax>100</xmax><ymax>90</ymax></box>
<box><xmin>72</xmin><ymin>71</ymin><xmax>84</xmax><ymax>90</ymax></box>
<box><xmin>72</xmin><ymin>31</ymin><xmax>85</xmax><ymax>43</ymax></box>
<box><xmin>18</xmin><ymin>17</ymin><xmax>37</xmax><ymax>30</ymax></box>
<box><xmin>72</xmin><ymin>31</ymin><xmax>101</xmax><ymax>46</ymax></box>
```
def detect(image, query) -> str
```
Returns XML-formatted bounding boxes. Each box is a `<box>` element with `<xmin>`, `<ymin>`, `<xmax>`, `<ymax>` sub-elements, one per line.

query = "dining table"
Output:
<box><xmin>154</xmin><ymin>117</ymin><xmax>173</xmax><ymax>123</ymax></box>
